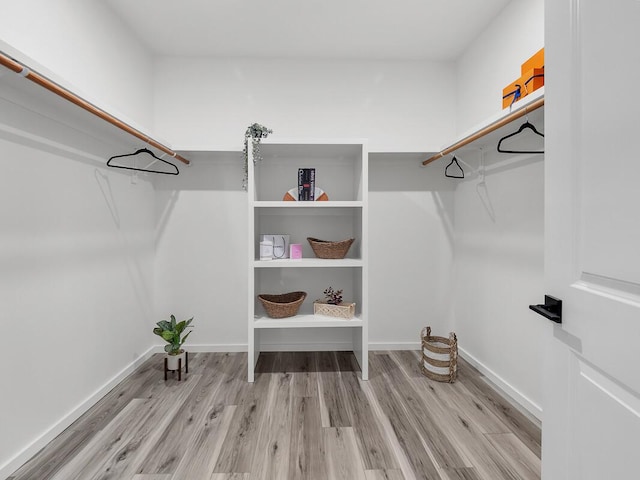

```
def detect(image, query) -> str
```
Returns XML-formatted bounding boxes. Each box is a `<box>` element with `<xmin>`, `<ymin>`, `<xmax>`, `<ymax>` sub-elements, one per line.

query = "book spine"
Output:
<box><xmin>309</xmin><ymin>168</ymin><xmax>315</xmax><ymax>201</ymax></box>
<box><xmin>298</xmin><ymin>168</ymin><xmax>305</xmax><ymax>201</ymax></box>
<box><xmin>298</xmin><ymin>168</ymin><xmax>312</xmax><ymax>201</ymax></box>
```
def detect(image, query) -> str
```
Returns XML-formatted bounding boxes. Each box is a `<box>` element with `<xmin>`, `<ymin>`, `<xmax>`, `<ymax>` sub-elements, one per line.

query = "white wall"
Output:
<box><xmin>154</xmin><ymin>153</ymin><xmax>249</xmax><ymax>350</ymax></box>
<box><xmin>452</xmin><ymin>0</ymin><xmax>545</xmax><ymax>418</ymax></box>
<box><xmin>369</xmin><ymin>155</ymin><xmax>455</xmax><ymax>347</ymax></box>
<box><xmin>0</xmin><ymin>7</ymin><xmax>159</xmax><ymax>474</ymax></box>
<box><xmin>451</xmin><ymin>149</ymin><xmax>545</xmax><ymax>417</ymax></box>
<box><xmin>151</xmin><ymin>56</ymin><xmax>460</xmax><ymax>352</ymax></box>
<box><xmin>153</xmin><ymin>57</ymin><xmax>456</xmax><ymax>153</ymax></box>
<box><xmin>0</xmin><ymin>131</ymin><xmax>157</xmax><ymax>476</ymax></box>
<box><xmin>456</xmin><ymin>0</ymin><xmax>545</xmax><ymax>134</ymax></box>
<box><xmin>0</xmin><ymin>0</ymin><xmax>156</xmax><ymax>134</ymax></box>
<box><xmin>153</xmin><ymin>152</ymin><xmax>455</xmax><ymax>351</ymax></box>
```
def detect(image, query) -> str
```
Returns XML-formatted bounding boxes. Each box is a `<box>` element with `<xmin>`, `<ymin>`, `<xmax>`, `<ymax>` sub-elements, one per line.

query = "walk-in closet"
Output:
<box><xmin>2</xmin><ymin>1</ymin><xmax>639</xmax><ymax>479</ymax></box>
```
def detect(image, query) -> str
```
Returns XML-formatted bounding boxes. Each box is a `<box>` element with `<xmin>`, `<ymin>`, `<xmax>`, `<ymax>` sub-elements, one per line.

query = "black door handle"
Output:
<box><xmin>529</xmin><ymin>295</ymin><xmax>562</xmax><ymax>323</ymax></box>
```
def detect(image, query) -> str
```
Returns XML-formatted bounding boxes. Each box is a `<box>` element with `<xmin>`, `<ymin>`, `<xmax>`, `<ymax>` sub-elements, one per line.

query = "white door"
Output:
<box><xmin>543</xmin><ymin>0</ymin><xmax>640</xmax><ymax>478</ymax></box>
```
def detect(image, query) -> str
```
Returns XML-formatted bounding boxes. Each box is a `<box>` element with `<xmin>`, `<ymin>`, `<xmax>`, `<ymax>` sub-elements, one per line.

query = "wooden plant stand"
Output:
<box><xmin>164</xmin><ymin>351</ymin><xmax>189</xmax><ymax>381</ymax></box>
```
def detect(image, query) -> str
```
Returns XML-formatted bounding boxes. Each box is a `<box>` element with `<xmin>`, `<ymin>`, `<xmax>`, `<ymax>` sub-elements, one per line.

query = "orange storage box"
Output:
<box><xmin>502</xmin><ymin>79</ymin><xmax>524</xmax><ymax>109</ymax></box>
<box><xmin>522</xmin><ymin>48</ymin><xmax>544</xmax><ymax>74</ymax></box>
<box><xmin>521</xmin><ymin>67</ymin><xmax>544</xmax><ymax>95</ymax></box>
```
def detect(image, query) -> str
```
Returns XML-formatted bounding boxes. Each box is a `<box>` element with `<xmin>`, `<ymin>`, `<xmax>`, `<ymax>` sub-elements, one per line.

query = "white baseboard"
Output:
<box><xmin>458</xmin><ymin>346</ymin><xmax>542</xmax><ymax>422</ymax></box>
<box><xmin>369</xmin><ymin>341</ymin><xmax>420</xmax><ymax>351</ymax></box>
<box><xmin>258</xmin><ymin>342</ymin><xmax>355</xmax><ymax>352</ymax></box>
<box><xmin>168</xmin><ymin>343</ymin><xmax>248</xmax><ymax>353</ymax></box>
<box><xmin>180</xmin><ymin>342</ymin><xmax>423</xmax><ymax>352</ymax></box>
<box><xmin>0</xmin><ymin>346</ymin><xmax>157</xmax><ymax>480</ymax></box>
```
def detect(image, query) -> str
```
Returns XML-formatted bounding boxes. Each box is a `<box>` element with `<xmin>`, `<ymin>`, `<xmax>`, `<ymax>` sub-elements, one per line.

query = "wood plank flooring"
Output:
<box><xmin>8</xmin><ymin>351</ymin><xmax>540</xmax><ymax>480</ymax></box>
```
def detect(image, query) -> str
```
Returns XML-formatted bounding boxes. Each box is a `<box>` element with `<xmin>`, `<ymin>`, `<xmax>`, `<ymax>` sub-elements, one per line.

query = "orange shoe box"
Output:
<box><xmin>521</xmin><ymin>48</ymin><xmax>544</xmax><ymax>74</ymax></box>
<box><xmin>502</xmin><ymin>48</ymin><xmax>544</xmax><ymax>109</ymax></box>
<box><xmin>521</xmin><ymin>67</ymin><xmax>545</xmax><ymax>95</ymax></box>
<box><xmin>502</xmin><ymin>79</ymin><xmax>524</xmax><ymax>109</ymax></box>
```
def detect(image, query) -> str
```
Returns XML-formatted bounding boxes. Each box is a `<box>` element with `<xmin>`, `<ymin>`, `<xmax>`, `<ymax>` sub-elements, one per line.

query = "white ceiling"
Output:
<box><xmin>105</xmin><ymin>0</ymin><xmax>511</xmax><ymax>61</ymax></box>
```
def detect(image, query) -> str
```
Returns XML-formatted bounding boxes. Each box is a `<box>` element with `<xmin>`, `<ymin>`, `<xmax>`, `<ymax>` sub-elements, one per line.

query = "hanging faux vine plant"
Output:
<box><xmin>242</xmin><ymin>123</ymin><xmax>273</xmax><ymax>190</ymax></box>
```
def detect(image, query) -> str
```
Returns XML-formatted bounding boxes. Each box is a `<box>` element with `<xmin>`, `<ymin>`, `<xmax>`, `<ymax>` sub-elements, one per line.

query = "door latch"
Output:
<box><xmin>529</xmin><ymin>295</ymin><xmax>562</xmax><ymax>323</ymax></box>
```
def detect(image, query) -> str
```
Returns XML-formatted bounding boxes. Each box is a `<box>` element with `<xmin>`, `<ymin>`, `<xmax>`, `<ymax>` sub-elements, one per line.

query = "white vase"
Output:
<box><xmin>166</xmin><ymin>350</ymin><xmax>186</xmax><ymax>371</ymax></box>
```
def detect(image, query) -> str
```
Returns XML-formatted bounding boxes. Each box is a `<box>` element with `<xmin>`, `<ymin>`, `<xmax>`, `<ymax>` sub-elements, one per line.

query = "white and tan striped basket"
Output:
<box><xmin>420</xmin><ymin>326</ymin><xmax>458</xmax><ymax>383</ymax></box>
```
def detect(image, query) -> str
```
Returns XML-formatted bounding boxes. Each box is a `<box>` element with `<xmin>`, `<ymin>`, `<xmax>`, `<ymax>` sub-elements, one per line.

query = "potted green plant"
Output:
<box><xmin>313</xmin><ymin>287</ymin><xmax>356</xmax><ymax>319</ymax></box>
<box><xmin>153</xmin><ymin>314</ymin><xmax>194</xmax><ymax>370</ymax></box>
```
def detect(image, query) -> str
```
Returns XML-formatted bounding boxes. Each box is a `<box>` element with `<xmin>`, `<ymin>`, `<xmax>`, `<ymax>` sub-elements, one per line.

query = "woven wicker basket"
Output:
<box><xmin>313</xmin><ymin>300</ymin><xmax>356</xmax><ymax>319</ymax></box>
<box><xmin>420</xmin><ymin>326</ymin><xmax>458</xmax><ymax>383</ymax></box>
<box><xmin>258</xmin><ymin>291</ymin><xmax>307</xmax><ymax>318</ymax></box>
<box><xmin>307</xmin><ymin>237</ymin><xmax>355</xmax><ymax>259</ymax></box>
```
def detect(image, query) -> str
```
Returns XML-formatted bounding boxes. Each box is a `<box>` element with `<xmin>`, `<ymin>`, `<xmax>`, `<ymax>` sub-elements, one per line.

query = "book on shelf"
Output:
<box><xmin>298</xmin><ymin>168</ymin><xmax>316</xmax><ymax>201</ymax></box>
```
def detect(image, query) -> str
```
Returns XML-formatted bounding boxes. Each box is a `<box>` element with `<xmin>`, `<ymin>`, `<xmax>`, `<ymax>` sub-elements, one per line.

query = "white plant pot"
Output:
<box><xmin>166</xmin><ymin>350</ymin><xmax>186</xmax><ymax>371</ymax></box>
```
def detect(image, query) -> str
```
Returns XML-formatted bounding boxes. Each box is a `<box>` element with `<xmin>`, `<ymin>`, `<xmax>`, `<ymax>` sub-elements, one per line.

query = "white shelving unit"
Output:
<box><xmin>247</xmin><ymin>138</ymin><xmax>368</xmax><ymax>382</ymax></box>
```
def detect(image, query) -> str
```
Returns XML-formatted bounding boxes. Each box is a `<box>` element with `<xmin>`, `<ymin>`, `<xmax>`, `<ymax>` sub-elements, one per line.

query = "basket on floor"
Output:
<box><xmin>258</xmin><ymin>291</ymin><xmax>307</xmax><ymax>318</ymax></box>
<box><xmin>307</xmin><ymin>237</ymin><xmax>355</xmax><ymax>259</ymax></box>
<box><xmin>420</xmin><ymin>326</ymin><xmax>458</xmax><ymax>383</ymax></box>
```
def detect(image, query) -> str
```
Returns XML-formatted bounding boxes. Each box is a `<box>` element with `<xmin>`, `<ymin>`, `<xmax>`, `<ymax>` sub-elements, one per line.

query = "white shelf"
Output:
<box><xmin>254</xmin><ymin>314</ymin><xmax>364</xmax><ymax>329</ymax></box>
<box><xmin>260</xmin><ymin>138</ymin><xmax>366</xmax><ymax>155</ymax></box>
<box><xmin>253</xmin><ymin>258</ymin><xmax>363</xmax><ymax>268</ymax></box>
<box><xmin>248</xmin><ymin>138</ymin><xmax>368</xmax><ymax>383</ymax></box>
<box><xmin>253</xmin><ymin>201</ymin><xmax>363</xmax><ymax>208</ymax></box>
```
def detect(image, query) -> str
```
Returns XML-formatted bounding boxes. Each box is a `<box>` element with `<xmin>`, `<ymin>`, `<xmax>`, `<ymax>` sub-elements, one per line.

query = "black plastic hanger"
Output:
<box><xmin>497</xmin><ymin>121</ymin><xmax>544</xmax><ymax>154</ymax></box>
<box><xmin>445</xmin><ymin>156</ymin><xmax>464</xmax><ymax>179</ymax></box>
<box><xmin>107</xmin><ymin>148</ymin><xmax>179</xmax><ymax>175</ymax></box>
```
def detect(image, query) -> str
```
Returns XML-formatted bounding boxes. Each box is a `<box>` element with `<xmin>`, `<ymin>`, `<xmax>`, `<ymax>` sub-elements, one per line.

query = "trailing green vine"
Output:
<box><xmin>242</xmin><ymin>123</ymin><xmax>273</xmax><ymax>190</ymax></box>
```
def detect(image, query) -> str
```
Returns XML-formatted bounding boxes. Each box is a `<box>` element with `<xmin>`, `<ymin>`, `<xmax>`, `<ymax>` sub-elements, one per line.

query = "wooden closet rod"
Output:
<box><xmin>422</xmin><ymin>97</ymin><xmax>545</xmax><ymax>166</ymax></box>
<box><xmin>0</xmin><ymin>51</ymin><xmax>190</xmax><ymax>165</ymax></box>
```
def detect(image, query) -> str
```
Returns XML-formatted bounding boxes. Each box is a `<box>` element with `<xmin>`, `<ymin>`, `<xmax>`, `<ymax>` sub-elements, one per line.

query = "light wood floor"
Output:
<box><xmin>9</xmin><ymin>351</ymin><xmax>541</xmax><ymax>480</ymax></box>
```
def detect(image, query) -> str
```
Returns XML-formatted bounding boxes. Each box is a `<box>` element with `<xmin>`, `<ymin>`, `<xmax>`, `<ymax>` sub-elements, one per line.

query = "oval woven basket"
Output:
<box><xmin>307</xmin><ymin>237</ymin><xmax>355</xmax><ymax>259</ymax></box>
<box><xmin>258</xmin><ymin>291</ymin><xmax>307</xmax><ymax>318</ymax></box>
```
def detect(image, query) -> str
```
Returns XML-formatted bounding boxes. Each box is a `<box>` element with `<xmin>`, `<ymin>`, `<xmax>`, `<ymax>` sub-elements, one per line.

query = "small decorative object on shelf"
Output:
<box><xmin>283</xmin><ymin>187</ymin><xmax>329</xmax><ymax>201</ymax></box>
<box><xmin>307</xmin><ymin>237</ymin><xmax>355</xmax><ymax>259</ymax></box>
<box><xmin>420</xmin><ymin>326</ymin><xmax>458</xmax><ymax>383</ymax></box>
<box><xmin>259</xmin><ymin>239</ymin><xmax>273</xmax><ymax>261</ymax></box>
<box><xmin>153</xmin><ymin>314</ymin><xmax>194</xmax><ymax>381</ymax></box>
<box><xmin>298</xmin><ymin>168</ymin><xmax>316</xmax><ymax>200</ymax></box>
<box><xmin>242</xmin><ymin>122</ymin><xmax>272</xmax><ymax>190</ymax></box>
<box><xmin>324</xmin><ymin>286</ymin><xmax>343</xmax><ymax>305</ymax></box>
<box><xmin>290</xmin><ymin>243</ymin><xmax>303</xmax><ymax>259</ymax></box>
<box><xmin>260</xmin><ymin>234</ymin><xmax>290</xmax><ymax>259</ymax></box>
<box><xmin>258</xmin><ymin>291</ymin><xmax>307</xmax><ymax>318</ymax></box>
<box><xmin>313</xmin><ymin>286</ymin><xmax>356</xmax><ymax>319</ymax></box>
